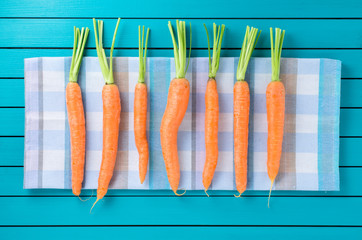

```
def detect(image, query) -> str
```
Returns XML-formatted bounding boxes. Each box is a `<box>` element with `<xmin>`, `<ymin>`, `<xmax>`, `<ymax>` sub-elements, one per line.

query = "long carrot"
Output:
<box><xmin>160</xmin><ymin>20</ymin><xmax>191</xmax><ymax>195</ymax></box>
<box><xmin>234</xmin><ymin>26</ymin><xmax>260</xmax><ymax>197</ymax></box>
<box><xmin>66</xmin><ymin>26</ymin><xmax>89</xmax><ymax>197</ymax></box>
<box><xmin>267</xmin><ymin>27</ymin><xmax>285</xmax><ymax>207</ymax></box>
<box><xmin>92</xmin><ymin>18</ymin><xmax>121</xmax><ymax>209</ymax></box>
<box><xmin>135</xmin><ymin>26</ymin><xmax>150</xmax><ymax>184</ymax></box>
<box><xmin>202</xmin><ymin>23</ymin><xmax>225</xmax><ymax>195</ymax></box>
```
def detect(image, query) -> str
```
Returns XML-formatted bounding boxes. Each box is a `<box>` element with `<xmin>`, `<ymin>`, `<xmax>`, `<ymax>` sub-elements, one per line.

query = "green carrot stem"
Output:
<box><xmin>168</xmin><ymin>20</ymin><xmax>192</xmax><ymax>79</ymax></box>
<box><xmin>69</xmin><ymin>26</ymin><xmax>89</xmax><ymax>83</ymax></box>
<box><xmin>138</xmin><ymin>25</ymin><xmax>150</xmax><ymax>83</ymax></box>
<box><xmin>270</xmin><ymin>27</ymin><xmax>285</xmax><ymax>82</ymax></box>
<box><xmin>93</xmin><ymin>18</ymin><xmax>121</xmax><ymax>85</ymax></box>
<box><xmin>236</xmin><ymin>26</ymin><xmax>260</xmax><ymax>81</ymax></box>
<box><xmin>204</xmin><ymin>23</ymin><xmax>225</xmax><ymax>79</ymax></box>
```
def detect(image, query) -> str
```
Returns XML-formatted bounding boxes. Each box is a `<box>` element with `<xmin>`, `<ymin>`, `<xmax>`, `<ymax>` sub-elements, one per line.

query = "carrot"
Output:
<box><xmin>202</xmin><ymin>23</ymin><xmax>225</xmax><ymax>195</ymax></box>
<box><xmin>234</xmin><ymin>26</ymin><xmax>260</xmax><ymax>197</ymax></box>
<box><xmin>160</xmin><ymin>20</ymin><xmax>191</xmax><ymax>195</ymax></box>
<box><xmin>267</xmin><ymin>27</ymin><xmax>285</xmax><ymax>207</ymax></box>
<box><xmin>134</xmin><ymin>26</ymin><xmax>150</xmax><ymax>184</ymax></box>
<box><xmin>66</xmin><ymin>26</ymin><xmax>89</xmax><ymax>197</ymax></box>
<box><xmin>91</xmin><ymin>18</ymin><xmax>121</xmax><ymax>210</ymax></box>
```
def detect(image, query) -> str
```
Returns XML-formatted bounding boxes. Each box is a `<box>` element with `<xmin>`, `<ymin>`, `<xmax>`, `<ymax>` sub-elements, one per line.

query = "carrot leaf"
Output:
<box><xmin>270</xmin><ymin>27</ymin><xmax>285</xmax><ymax>82</ymax></box>
<box><xmin>138</xmin><ymin>26</ymin><xmax>150</xmax><ymax>83</ymax></box>
<box><xmin>93</xmin><ymin>18</ymin><xmax>121</xmax><ymax>85</ymax></box>
<box><xmin>69</xmin><ymin>26</ymin><xmax>89</xmax><ymax>83</ymax></box>
<box><xmin>168</xmin><ymin>20</ymin><xmax>192</xmax><ymax>79</ymax></box>
<box><xmin>236</xmin><ymin>26</ymin><xmax>260</xmax><ymax>81</ymax></box>
<box><xmin>204</xmin><ymin>23</ymin><xmax>225</xmax><ymax>79</ymax></box>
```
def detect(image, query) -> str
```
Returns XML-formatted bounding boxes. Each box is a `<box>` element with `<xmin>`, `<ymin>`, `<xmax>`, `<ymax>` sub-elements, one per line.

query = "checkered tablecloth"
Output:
<box><xmin>24</xmin><ymin>57</ymin><xmax>341</xmax><ymax>191</ymax></box>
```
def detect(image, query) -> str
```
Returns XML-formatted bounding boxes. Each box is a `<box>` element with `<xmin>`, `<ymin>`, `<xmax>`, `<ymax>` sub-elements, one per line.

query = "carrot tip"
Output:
<box><xmin>90</xmin><ymin>198</ymin><xmax>100</xmax><ymax>214</ymax></box>
<box><xmin>204</xmin><ymin>189</ymin><xmax>209</xmax><ymax>197</ymax></box>
<box><xmin>268</xmin><ymin>179</ymin><xmax>275</xmax><ymax>208</ymax></box>
<box><xmin>174</xmin><ymin>189</ymin><xmax>186</xmax><ymax>196</ymax></box>
<box><xmin>234</xmin><ymin>192</ymin><xmax>243</xmax><ymax>198</ymax></box>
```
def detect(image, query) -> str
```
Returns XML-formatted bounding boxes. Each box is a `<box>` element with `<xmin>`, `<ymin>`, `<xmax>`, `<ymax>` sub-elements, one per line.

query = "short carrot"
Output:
<box><xmin>160</xmin><ymin>20</ymin><xmax>191</xmax><ymax>195</ymax></box>
<box><xmin>66</xmin><ymin>26</ymin><xmax>89</xmax><ymax>197</ymax></box>
<box><xmin>134</xmin><ymin>26</ymin><xmax>150</xmax><ymax>184</ymax></box>
<box><xmin>234</xmin><ymin>26</ymin><xmax>260</xmax><ymax>197</ymax></box>
<box><xmin>202</xmin><ymin>23</ymin><xmax>225</xmax><ymax>194</ymax></box>
<box><xmin>267</xmin><ymin>27</ymin><xmax>285</xmax><ymax>207</ymax></box>
<box><xmin>92</xmin><ymin>18</ymin><xmax>121</xmax><ymax>209</ymax></box>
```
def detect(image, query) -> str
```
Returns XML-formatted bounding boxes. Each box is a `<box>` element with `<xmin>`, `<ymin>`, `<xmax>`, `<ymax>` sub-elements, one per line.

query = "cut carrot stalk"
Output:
<box><xmin>234</xmin><ymin>26</ymin><xmax>260</xmax><ymax>197</ymax></box>
<box><xmin>160</xmin><ymin>20</ymin><xmax>191</xmax><ymax>195</ymax></box>
<box><xmin>135</xmin><ymin>25</ymin><xmax>150</xmax><ymax>184</ymax></box>
<box><xmin>91</xmin><ymin>18</ymin><xmax>121</xmax><ymax>210</ymax></box>
<box><xmin>202</xmin><ymin>23</ymin><xmax>225</xmax><ymax>195</ymax></box>
<box><xmin>66</xmin><ymin>26</ymin><xmax>89</xmax><ymax>197</ymax></box>
<box><xmin>267</xmin><ymin>27</ymin><xmax>285</xmax><ymax>207</ymax></box>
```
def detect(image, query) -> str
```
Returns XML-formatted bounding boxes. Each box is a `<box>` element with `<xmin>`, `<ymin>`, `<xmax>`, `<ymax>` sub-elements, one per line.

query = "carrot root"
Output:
<box><xmin>90</xmin><ymin>198</ymin><xmax>101</xmax><ymax>213</ymax></box>
<box><xmin>268</xmin><ymin>179</ymin><xmax>275</xmax><ymax>208</ymax></box>
<box><xmin>174</xmin><ymin>189</ymin><xmax>186</xmax><ymax>196</ymax></box>
<box><xmin>204</xmin><ymin>189</ymin><xmax>210</xmax><ymax>197</ymax></box>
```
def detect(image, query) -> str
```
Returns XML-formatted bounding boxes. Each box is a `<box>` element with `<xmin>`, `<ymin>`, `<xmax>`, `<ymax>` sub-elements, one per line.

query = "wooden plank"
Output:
<box><xmin>0</xmin><ymin>167</ymin><xmax>357</xmax><ymax>196</ymax></box>
<box><xmin>3</xmin><ymin>19</ymin><xmax>362</xmax><ymax>48</ymax></box>
<box><xmin>1</xmin><ymin>0</ymin><xmax>361</xmax><ymax>18</ymax></box>
<box><xmin>341</xmin><ymin>80</ymin><xmax>362</xmax><ymax>107</ymax></box>
<box><xmin>0</xmin><ymin>49</ymin><xmax>355</xmax><ymax>78</ymax></box>
<box><xmin>0</xmin><ymin>79</ymin><xmax>24</xmax><ymax>107</ymax></box>
<box><xmin>0</xmin><ymin>109</ymin><xmax>24</xmax><ymax>136</ymax></box>
<box><xmin>0</xmin><ymin>138</ymin><xmax>23</xmax><ymax>166</ymax></box>
<box><xmin>1</xmin><ymin>196</ymin><xmax>362</xmax><ymax>226</ymax></box>
<box><xmin>1</xmin><ymin>226</ymin><xmax>362</xmax><ymax>240</ymax></box>
<box><xmin>3</xmin><ymin>78</ymin><xmax>357</xmax><ymax>108</ymax></box>
<box><xmin>1</xmin><ymin>108</ymin><xmax>355</xmax><ymax>136</ymax></box>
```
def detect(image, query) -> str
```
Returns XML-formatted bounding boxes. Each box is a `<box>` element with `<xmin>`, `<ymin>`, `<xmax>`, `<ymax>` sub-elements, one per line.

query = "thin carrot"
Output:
<box><xmin>160</xmin><ymin>20</ymin><xmax>191</xmax><ymax>195</ymax></box>
<box><xmin>202</xmin><ymin>23</ymin><xmax>225</xmax><ymax>194</ymax></box>
<box><xmin>234</xmin><ymin>26</ymin><xmax>260</xmax><ymax>197</ymax></box>
<box><xmin>267</xmin><ymin>27</ymin><xmax>285</xmax><ymax>207</ymax></box>
<box><xmin>91</xmin><ymin>18</ymin><xmax>121</xmax><ymax>210</ymax></box>
<box><xmin>66</xmin><ymin>26</ymin><xmax>89</xmax><ymax>197</ymax></box>
<box><xmin>135</xmin><ymin>26</ymin><xmax>150</xmax><ymax>184</ymax></box>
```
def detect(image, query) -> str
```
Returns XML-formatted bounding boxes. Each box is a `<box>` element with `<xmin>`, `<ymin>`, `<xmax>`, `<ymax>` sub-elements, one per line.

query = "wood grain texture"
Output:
<box><xmin>1</xmin><ymin>0</ymin><xmax>361</xmax><ymax>18</ymax></box>
<box><xmin>2</xmin><ymin>227</ymin><xmax>362</xmax><ymax>240</ymax></box>
<box><xmin>2</xmin><ymin>19</ymin><xmax>362</xmax><ymax>48</ymax></box>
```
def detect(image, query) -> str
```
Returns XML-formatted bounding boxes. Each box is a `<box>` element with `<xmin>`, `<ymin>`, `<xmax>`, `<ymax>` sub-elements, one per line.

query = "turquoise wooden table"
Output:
<box><xmin>1</xmin><ymin>0</ymin><xmax>362</xmax><ymax>239</ymax></box>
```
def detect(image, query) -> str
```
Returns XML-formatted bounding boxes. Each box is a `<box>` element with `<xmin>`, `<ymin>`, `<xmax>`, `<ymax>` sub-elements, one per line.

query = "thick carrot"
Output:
<box><xmin>202</xmin><ymin>23</ymin><xmax>225</xmax><ymax>194</ymax></box>
<box><xmin>66</xmin><ymin>26</ymin><xmax>89</xmax><ymax>197</ymax></box>
<box><xmin>234</xmin><ymin>26</ymin><xmax>260</xmax><ymax>197</ymax></box>
<box><xmin>135</xmin><ymin>26</ymin><xmax>150</xmax><ymax>184</ymax></box>
<box><xmin>92</xmin><ymin>18</ymin><xmax>121</xmax><ymax>209</ymax></box>
<box><xmin>160</xmin><ymin>20</ymin><xmax>191</xmax><ymax>195</ymax></box>
<box><xmin>267</xmin><ymin>27</ymin><xmax>285</xmax><ymax>207</ymax></box>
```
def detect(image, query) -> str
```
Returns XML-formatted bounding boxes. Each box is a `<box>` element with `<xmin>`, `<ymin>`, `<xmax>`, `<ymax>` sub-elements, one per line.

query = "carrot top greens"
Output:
<box><xmin>236</xmin><ymin>26</ymin><xmax>260</xmax><ymax>81</ymax></box>
<box><xmin>168</xmin><ymin>20</ymin><xmax>192</xmax><ymax>79</ymax></box>
<box><xmin>138</xmin><ymin>25</ymin><xmax>150</xmax><ymax>83</ymax></box>
<box><xmin>93</xmin><ymin>18</ymin><xmax>121</xmax><ymax>85</ymax></box>
<box><xmin>69</xmin><ymin>27</ymin><xmax>89</xmax><ymax>83</ymax></box>
<box><xmin>204</xmin><ymin>23</ymin><xmax>225</xmax><ymax>79</ymax></box>
<box><xmin>270</xmin><ymin>27</ymin><xmax>285</xmax><ymax>82</ymax></box>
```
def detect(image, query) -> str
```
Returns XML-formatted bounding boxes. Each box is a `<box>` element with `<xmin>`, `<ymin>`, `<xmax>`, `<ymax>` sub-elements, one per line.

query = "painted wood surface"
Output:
<box><xmin>1</xmin><ymin>0</ymin><xmax>361</xmax><ymax>238</ymax></box>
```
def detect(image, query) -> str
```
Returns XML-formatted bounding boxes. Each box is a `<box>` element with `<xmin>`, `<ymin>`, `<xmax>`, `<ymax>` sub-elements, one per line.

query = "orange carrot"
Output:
<box><xmin>160</xmin><ymin>20</ymin><xmax>191</xmax><ymax>195</ymax></box>
<box><xmin>92</xmin><ymin>18</ymin><xmax>121</xmax><ymax>209</ymax></box>
<box><xmin>234</xmin><ymin>26</ymin><xmax>260</xmax><ymax>197</ymax></box>
<box><xmin>202</xmin><ymin>23</ymin><xmax>225</xmax><ymax>194</ymax></box>
<box><xmin>135</xmin><ymin>26</ymin><xmax>150</xmax><ymax>184</ymax></box>
<box><xmin>66</xmin><ymin>26</ymin><xmax>89</xmax><ymax>197</ymax></box>
<box><xmin>267</xmin><ymin>27</ymin><xmax>285</xmax><ymax>207</ymax></box>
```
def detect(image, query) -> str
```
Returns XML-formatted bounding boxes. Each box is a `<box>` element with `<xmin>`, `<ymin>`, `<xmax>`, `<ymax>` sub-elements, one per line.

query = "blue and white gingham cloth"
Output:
<box><xmin>24</xmin><ymin>57</ymin><xmax>341</xmax><ymax>191</ymax></box>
